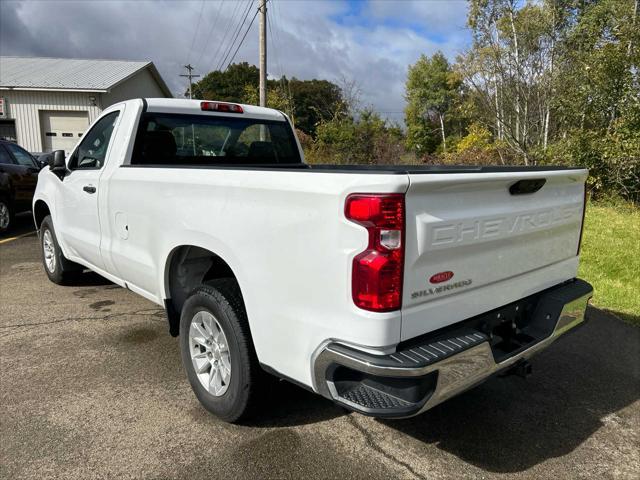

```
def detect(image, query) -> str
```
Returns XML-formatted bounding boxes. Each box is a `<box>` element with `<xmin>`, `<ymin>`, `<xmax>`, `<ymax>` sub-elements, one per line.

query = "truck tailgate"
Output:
<box><xmin>401</xmin><ymin>169</ymin><xmax>588</xmax><ymax>340</ymax></box>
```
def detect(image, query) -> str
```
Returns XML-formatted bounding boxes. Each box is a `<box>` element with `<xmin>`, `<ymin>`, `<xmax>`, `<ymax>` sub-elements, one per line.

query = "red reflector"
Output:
<box><xmin>430</xmin><ymin>271</ymin><xmax>454</xmax><ymax>284</ymax></box>
<box><xmin>200</xmin><ymin>101</ymin><xmax>244</xmax><ymax>113</ymax></box>
<box><xmin>345</xmin><ymin>194</ymin><xmax>405</xmax><ymax>312</ymax></box>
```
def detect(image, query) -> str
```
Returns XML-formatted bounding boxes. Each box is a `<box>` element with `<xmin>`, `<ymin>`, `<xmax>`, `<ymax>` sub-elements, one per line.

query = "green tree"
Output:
<box><xmin>191</xmin><ymin>62</ymin><xmax>259</xmax><ymax>102</ymax></box>
<box><xmin>242</xmin><ymin>83</ymin><xmax>293</xmax><ymax>119</ymax></box>
<box><xmin>288</xmin><ymin>78</ymin><xmax>345</xmax><ymax>135</ymax></box>
<box><xmin>247</xmin><ymin>77</ymin><xmax>345</xmax><ymax>134</ymax></box>
<box><xmin>546</xmin><ymin>0</ymin><xmax>639</xmax><ymax>200</ymax></box>
<box><xmin>192</xmin><ymin>65</ymin><xmax>344</xmax><ymax>136</ymax></box>
<box><xmin>461</xmin><ymin>0</ymin><xmax>568</xmax><ymax>162</ymax></box>
<box><xmin>554</xmin><ymin>0</ymin><xmax>639</xmax><ymax>133</ymax></box>
<box><xmin>405</xmin><ymin>52</ymin><xmax>461</xmax><ymax>155</ymax></box>
<box><xmin>456</xmin><ymin>0</ymin><xmax>638</xmax><ymax>199</ymax></box>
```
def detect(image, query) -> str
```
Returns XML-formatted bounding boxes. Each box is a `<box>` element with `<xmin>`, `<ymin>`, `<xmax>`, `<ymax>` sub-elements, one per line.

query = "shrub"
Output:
<box><xmin>437</xmin><ymin>123</ymin><xmax>515</xmax><ymax>166</ymax></box>
<box><xmin>305</xmin><ymin>110</ymin><xmax>416</xmax><ymax>165</ymax></box>
<box><xmin>544</xmin><ymin>126</ymin><xmax>640</xmax><ymax>203</ymax></box>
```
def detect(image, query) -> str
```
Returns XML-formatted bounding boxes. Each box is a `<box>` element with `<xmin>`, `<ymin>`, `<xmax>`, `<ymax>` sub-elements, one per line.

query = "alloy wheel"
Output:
<box><xmin>189</xmin><ymin>310</ymin><xmax>231</xmax><ymax>396</ymax></box>
<box><xmin>43</xmin><ymin>229</ymin><xmax>56</xmax><ymax>273</ymax></box>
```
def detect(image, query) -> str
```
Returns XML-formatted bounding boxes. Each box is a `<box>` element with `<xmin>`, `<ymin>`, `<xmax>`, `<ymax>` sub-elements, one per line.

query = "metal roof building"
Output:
<box><xmin>0</xmin><ymin>56</ymin><xmax>172</xmax><ymax>153</ymax></box>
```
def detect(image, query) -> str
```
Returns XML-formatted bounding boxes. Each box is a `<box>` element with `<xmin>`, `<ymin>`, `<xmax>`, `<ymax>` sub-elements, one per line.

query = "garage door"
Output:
<box><xmin>40</xmin><ymin>111</ymin><xmax>89</xmax><ymax>154</ymax></box>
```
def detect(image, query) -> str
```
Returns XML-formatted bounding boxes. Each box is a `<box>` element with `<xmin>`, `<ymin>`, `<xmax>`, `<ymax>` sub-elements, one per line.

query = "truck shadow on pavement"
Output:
<box><xmin>245</xmin><ymin>378</ymin><xmax>346</xmax><ymax>428</ymax></box>
<box><xmin>379</xmin><ymin>307</ymin><xmax>640</xmax><ymax>473</ymax></box>
<box><xmin>64</xmin><ymin>271</ymin><xmax>114</xmax><ymax>287</ymax></box>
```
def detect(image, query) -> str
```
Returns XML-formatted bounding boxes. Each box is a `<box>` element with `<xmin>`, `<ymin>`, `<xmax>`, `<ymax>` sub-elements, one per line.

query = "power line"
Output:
<box><xmin>216</xmin><ymin>1</ymin><xmax>251</xmax><ymax>71</ymax></box>
<box><xmin>218</xmin><ymin>0</ymin><xmax>254</xmax><ymax>71</ymax></box>
<box><xmin>268</xmin><ymin>0</ymin><xmax>292</xmax><ymax>114</ymax></box>
<box><xmin>212</xmin><ymin>0</ymin><xmax>251</xmax><ymax>71</ymax></box>
<box><xmin>209</xmin><ymin>0</ymin><xmax>245</xmax><ymax>71</ymax></box>
<box><xmin>272</xmin><ymin>5</ymin><xmax>292</xmax><ymax>80</ymax></box>
<box><xmin>187</xmin><ymin>0</ymin><xmax>206</xmax><ymax>64</ymax></box>
<box><xmin>194</xmin><ymin>0</ymin><xmax>226</xmax><ymax>68</ymax></box>
<box><xmin>224</xmin><ymin>6</ymin><xmax>259</xmax><ymax>71</ymax></box>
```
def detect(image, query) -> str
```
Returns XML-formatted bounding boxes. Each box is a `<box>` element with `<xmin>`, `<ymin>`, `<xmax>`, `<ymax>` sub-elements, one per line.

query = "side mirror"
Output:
<box><xmin>49</xmin><ymin>150</ymin><xmax>65</xmax><ymax>169</ymax></box>
<box><xmin>49</xmin><ymin>150</ymin><xmax>66</xmax><ymax>178</ymax></box>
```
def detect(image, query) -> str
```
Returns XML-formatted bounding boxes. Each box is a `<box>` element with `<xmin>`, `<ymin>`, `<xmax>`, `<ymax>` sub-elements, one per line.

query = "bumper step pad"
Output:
<box><xmin>329</xmin><ymin>328</ymin><xmax>489</xmax><ymax>370</ymax></box>
<box><xmin>391</xmin><ymin>330</ymin><xmax>488</xmax><ymax>366</ymax></box>
<box><xmin>340</xmin><ymin>384</ymin><xmax>412</xmax><ymax>410</ymax></box>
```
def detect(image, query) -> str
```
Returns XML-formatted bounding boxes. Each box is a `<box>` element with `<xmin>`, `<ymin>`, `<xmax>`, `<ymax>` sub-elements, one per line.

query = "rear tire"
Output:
<box><xmin>180</xmin><ymin>280</ymin><xmax>263</xmax><ymax>423</ymax></box>
<box><xmin>0</xmin><ymin>199</ymin><xmax>13</xmax><ymax>234</ymax></box>
<box><xmin>40</xmin><ymin>215</ymin><xmax>82</xmax><ymax>284</ymax></box>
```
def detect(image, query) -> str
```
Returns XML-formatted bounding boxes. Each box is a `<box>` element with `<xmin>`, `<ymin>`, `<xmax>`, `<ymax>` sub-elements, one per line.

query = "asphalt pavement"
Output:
<box><xmin>1</xmin><ymin>212</ymin><xmax>639</xmax><ymax>479</ymax></box>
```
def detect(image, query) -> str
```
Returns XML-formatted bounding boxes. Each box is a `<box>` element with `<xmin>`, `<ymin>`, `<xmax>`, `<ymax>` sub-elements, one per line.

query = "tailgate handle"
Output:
<box><xmin>509</xmin><ymin>179</ymin><xmax>546</xmax><ymax>195</ymax></box>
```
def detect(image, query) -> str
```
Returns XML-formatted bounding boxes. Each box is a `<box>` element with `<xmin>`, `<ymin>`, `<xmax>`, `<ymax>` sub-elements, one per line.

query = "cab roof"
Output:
<box><xmin>142</xmin><ymin>98</ymin><xmax>286</xmax><ymax>122</ymax></box>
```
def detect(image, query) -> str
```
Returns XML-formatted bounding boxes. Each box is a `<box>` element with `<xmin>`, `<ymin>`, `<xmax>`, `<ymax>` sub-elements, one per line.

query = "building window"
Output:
<box><xmin>0</xmin><ymin>120</ymin><xmax>17</xmax><ymax>143</ymax></box>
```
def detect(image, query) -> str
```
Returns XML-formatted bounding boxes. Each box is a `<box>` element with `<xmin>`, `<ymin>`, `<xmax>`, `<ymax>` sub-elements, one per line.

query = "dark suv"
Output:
<box><xmin>0</xmin><ymin>140</ymin><xmax>42</xmax><ymax>233</ymax></box>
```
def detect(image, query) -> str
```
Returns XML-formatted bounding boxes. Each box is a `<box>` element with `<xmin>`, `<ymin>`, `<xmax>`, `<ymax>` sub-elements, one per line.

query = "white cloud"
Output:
<box><xmin>367</xmin><ymin>0</ymin><xmax>468</xmax><ymax>34</ymax></box>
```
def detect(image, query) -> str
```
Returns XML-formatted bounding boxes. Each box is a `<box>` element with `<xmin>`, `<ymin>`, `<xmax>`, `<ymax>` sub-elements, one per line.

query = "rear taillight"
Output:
<box><xmin>577</xmin><ymin>185</ymin><xmax>588</xmax><ymax>255</ymax></box>
<box><xmin>345</xmin><ymin>193</ymin><xmax>405</xmax><ymax>312</ymax></box>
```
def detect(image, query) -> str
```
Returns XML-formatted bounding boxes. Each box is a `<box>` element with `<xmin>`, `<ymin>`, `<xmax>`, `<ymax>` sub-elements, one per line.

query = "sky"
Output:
<box><xmin>0</xmin><ymin>0</ymin><xmax>471</xmax><ymax>121</ymax></box>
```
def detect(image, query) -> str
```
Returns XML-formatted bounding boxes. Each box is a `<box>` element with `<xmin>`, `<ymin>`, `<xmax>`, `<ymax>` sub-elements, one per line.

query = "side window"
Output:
<box><xmin>5</xmin><ymin>143</ymin><xmax>37</xmax><ymax>168</ymax></box>
<box><xmin>0</xmin><ymin>146</ymin><xmax>14</xmax><ymax>165</ymax></box>
<box><xmin>70</xmin><ymin>111</ymin><xmax>119</xmax><ymax>170</ymax></box>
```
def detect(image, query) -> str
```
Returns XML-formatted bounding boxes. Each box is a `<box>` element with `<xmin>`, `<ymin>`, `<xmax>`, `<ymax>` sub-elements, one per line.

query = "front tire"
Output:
<box><xmin>180</xmin><ymin>280</ymin><xmax>262</xmax><ymax>423</ymax></box>
<box><xmin>40</xmin><ymin>215</ymin><xmax>81</xmax><ymax>284</ymax></box>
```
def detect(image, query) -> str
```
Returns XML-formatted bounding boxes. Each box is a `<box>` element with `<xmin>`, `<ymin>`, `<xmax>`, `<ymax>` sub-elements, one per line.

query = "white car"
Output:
<box><xmin>33</xmin><ymin>98</ymin><xmax>593</xmax><ymax>422</ymax></box>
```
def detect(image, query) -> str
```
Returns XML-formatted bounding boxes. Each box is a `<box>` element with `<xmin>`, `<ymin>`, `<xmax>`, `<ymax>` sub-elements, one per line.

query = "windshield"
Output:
<box><xmin>132</xmin><ymin>112</ymin><xmax>301</xmax><ymax>166</ymax></box>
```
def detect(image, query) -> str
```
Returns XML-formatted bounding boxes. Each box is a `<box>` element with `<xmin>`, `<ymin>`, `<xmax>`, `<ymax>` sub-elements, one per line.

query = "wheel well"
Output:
<box><xmin>164</xmin><ymin>245</ymin><xmax>237</xmax><ymax>336</ymax></box>
<box><xmin>33</xmin><ymin>200</ymin><xmax>51</xmax><ymax>229</ymax></box>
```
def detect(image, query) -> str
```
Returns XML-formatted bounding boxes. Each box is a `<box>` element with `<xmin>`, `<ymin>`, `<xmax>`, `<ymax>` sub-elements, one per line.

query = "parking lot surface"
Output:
<box><xmin>1</xmin><ymin>213</ymin><xmax>639</xmax><ymax>479</ymax></box>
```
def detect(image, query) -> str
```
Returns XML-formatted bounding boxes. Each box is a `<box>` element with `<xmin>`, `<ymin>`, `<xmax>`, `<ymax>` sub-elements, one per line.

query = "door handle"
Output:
<box><xmin>83</xmin><ymin>185</ymin><xmax>96</xmax><ymax>194</ymax></box>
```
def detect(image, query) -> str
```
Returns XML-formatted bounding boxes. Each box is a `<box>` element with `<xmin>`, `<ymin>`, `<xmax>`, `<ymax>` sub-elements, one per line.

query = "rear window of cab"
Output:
<box><xmin>131</xmin><ymin>112</ymin><xmax>301</xmax><ymax>166</ymax></box>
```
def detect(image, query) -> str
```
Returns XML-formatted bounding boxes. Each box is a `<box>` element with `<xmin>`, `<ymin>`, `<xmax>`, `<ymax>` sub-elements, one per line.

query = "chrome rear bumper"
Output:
<box><xmin>313</xmin><ymin>279</ymin><xmax>593</xmax><ymax>418</ymax></box>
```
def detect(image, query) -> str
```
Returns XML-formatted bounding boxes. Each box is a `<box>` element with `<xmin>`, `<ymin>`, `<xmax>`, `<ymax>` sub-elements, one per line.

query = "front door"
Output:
<box><xmin>56</xmin><ymin>111</ymin><xmax>120</xmax><ymax>271</ymax></box>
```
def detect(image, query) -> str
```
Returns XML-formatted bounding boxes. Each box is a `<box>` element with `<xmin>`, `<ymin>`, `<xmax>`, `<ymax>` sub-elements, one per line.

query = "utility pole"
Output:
<box><xmin>180</xmin><ymin>64</ymin><xmax>200</xmax><ymax>99</ymax></box>
<box><xmin>258</xmin><ymin>0</ymin><xmax>267</xmax><ymax>107</ymax></box>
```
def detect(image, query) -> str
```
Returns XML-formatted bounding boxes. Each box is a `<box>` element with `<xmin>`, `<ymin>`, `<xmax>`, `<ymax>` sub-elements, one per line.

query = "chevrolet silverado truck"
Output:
<box><xmin>33</xmin><ymin>98</ymin><xmax>593</xmax><ymax>422</ymax></box>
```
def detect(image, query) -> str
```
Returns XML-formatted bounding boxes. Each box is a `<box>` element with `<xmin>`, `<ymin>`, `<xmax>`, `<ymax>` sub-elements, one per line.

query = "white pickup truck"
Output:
<box><xmin>34</xmin><ymin>98</ymin><xmax>593</xmax><ymax>422</ymax></box>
